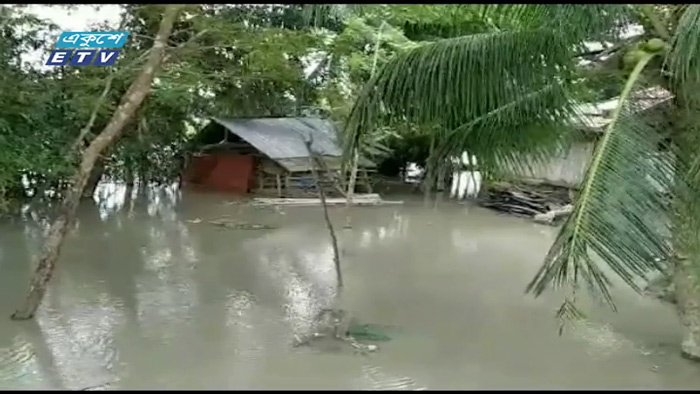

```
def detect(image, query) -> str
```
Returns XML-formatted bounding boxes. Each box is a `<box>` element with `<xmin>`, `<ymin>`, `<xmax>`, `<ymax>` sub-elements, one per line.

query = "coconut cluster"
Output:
<box><xmin>622</xmin><ymin>38</ymin><xmax>668</xmax><ymax>69</ymax></box>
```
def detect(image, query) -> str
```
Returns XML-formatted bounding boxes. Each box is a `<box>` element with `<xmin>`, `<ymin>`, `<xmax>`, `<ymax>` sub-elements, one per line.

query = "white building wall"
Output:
<box><xmin>514</xmin><ymin>141</ymin><xmax>595</xmax><ymax>188</ymax></box>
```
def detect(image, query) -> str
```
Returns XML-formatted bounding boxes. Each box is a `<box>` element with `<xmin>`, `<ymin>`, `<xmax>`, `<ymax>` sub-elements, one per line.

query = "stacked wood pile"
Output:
<box><xmin>208</xmin><ymin>219</ymin><xmax>277</xmax><ymax>230</ymax></box>
<box><xmin>478</xmin><ymin>181</ymin><xmax>574</xmax><ymax>225</ymax></box>
<box><xmin>251</xmin><ymin>193</ymin><xmax>403</xmax><ymax>207</ymax></box>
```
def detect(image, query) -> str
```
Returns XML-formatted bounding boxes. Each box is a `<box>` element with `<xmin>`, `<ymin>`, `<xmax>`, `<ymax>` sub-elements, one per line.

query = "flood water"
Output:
<box><xmin>0</xmin><ymin>185</ymin><xmax>699</xmax><ymax>390</ymax></box>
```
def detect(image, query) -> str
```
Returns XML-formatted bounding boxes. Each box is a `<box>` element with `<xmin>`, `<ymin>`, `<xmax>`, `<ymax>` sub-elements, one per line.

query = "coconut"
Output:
<box><xmin>643</xmin><ymin>38</ymin><xmax>667</xmax><ymax>53</ymax></box>
<box><xmin>623</xmin><ymin>49</ymin><xmax>647</xmax><ymax>68</ymax></box>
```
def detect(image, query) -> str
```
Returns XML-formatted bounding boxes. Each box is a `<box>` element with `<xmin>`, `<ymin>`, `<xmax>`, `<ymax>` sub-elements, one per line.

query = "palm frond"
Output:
<box><xmin>433</xmin><ymin>82</ymin><xmax>582</xmax><ymax>180</ymax></box>
<box><xmin>478</xmin><ymin>4</ymin><xmax>634</xmax><ymax>47</ymax></box>
<box><xmin>526</xmin><ymin>52</ymin><xmax>674</xmax><ymax>309</ymax></box>
<box><xmin>301</xmin><ymin>4</ymin><xmax>368</xmax><ymax>28</ymax></box>
<box><xmin>343</xmin><ymin>32</ymin><xmax>587</xmax><ymax>182</ymax></box>
<box><xmin>345</xmin><ymin>29</ymin><xmax>573</xmax><ymax>147</ymax></box>
<box><xmin>343</xmin><ymin>5</ymin><xmax>629</xmax><ymax>162</ymax></box>
<box><xmin>667</xmin><ymin>4</ymin><xmax>700</xmax><ymax>105</ymax></box>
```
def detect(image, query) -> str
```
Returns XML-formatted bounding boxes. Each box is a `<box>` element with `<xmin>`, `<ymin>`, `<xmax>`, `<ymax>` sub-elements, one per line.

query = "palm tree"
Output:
<box><xmin>343</xmin><ymin>4</ymin><xmax>700</xmax><ymax>360</ymax></box>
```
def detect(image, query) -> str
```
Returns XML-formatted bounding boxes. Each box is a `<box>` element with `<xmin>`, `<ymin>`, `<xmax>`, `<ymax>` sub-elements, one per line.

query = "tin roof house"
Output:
<box><xmin>514</xmin><ymin>86</ymin><xmax>673</xmax><ymax>188</ymax></box>
<box><xmin>182</xmin><ymin>117</ymin><xmax>375</xmax><ymax>196</ymax></box>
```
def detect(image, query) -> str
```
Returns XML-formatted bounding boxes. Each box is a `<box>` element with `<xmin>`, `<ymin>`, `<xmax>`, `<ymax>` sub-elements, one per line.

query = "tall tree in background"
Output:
<box><xmin>11</xmin><ymin>4</ymin><xmax>184</xmax><ymax>320</ymax></box>
<box><xmin>0</xmin><ymin>4</ymin><xmax>417</xmax><ymax>209</ymax></box>
<box><xmin>344</xmin><ymin>4</ymin><xmax>700</xmax><ymax>359</ymax></box>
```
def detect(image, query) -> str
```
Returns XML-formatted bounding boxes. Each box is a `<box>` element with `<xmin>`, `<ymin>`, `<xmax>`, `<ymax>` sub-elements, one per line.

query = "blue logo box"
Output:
<box><xmin>46</xmin><ymin>49</ymin><xmax>122</xmax><ymax>66</ymax></box>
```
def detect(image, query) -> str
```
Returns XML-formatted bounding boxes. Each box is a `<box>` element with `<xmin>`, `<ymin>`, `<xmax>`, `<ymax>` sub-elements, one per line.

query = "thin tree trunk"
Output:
<box><xmin>11</xmin><ymin>5</ymin><xmax>183</xmax><ymax>320</ymax></box>
<box><xmin>125</xmin><ymin>165</ymin><xmax>135</xmax><ymax>190</ymax></box>
<box><xmin>436</xmin><ymin>159</ymin><xmax>447</xmax><ymax>193</ymax></box>
<box><xmin>303</xmin><ymin>136</ymin><xmax>351</xmax><ymax>340</ymax></box>
<box><xmin>344</xmin><ymin>148</ymin><xmax>359</xmax><ymax>228</ymax></box>
<box><xmin>70</xmin><ymin>76</ymin><xmax>114</xmax><ymax>154</ymax></box>
<box><xmin>431</xmin><ymin>158</ymin><xmax>443</xmax><ymax>208</ymax></box>
<box><xmin>453</xmin><ymin>168</ymin><xmax>461</xmax><ymax>199</ymax></box>
<box><xmin>464</xmin><ymin>153</ymin><xmax>478</xmax><ymax>199</ymax></box>
<box><xmin>423</xmin><ymin>133</ymin><xmax>436</xmax><ymax>205</ymax></box>
<box><xmin>137</xmin><ymin>171</ymin><xmax>149</xmax><ymax>196</ymax></box>
<box><xmin>345</xmin><ymin>22</ymin><xmax>386</xmax><ymax>228</ymax></box>
<box><xmin>124</xmin><ymin>166</ymin><xmax>135</xmax><ymax>212</ymax></box>
<box><xmin>302</xmin><ymin>138</ymin><xmax>343</xmax><ymax>291</ymax></box>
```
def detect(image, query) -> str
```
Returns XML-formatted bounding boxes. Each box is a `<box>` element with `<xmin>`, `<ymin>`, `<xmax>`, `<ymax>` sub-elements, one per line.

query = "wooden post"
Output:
<box><xmin>346</xmin><ymin>148</ymin><xmax>359</xmax><ymax>203</ymax></box>
<box><xmin>344</xmin><ymin>149</ymin><xmax>360</xmax><ymax>228</ymax></box>
<box><xmin>437</xmin><ymin>159</ymin><xmax>446</xmax><ymax>192</ymax></box>
<box><xmin>276</xmin><ymin>174</ymin><xmax>282</xmax><ymax>197</ymax></box>
<box><xmin>362</xmin><ymin>170</ymin><xmax>373</xmax><ymax>193</ymax></box>
<box><xmin>257</xmin><ymin>170</ymin><xmax>264</xmax><ymax>192</ymax></box>
<box><xmin>454</xmin><ymin>170</ymin><xmax>462</xmax><ymax>199</ymax></box>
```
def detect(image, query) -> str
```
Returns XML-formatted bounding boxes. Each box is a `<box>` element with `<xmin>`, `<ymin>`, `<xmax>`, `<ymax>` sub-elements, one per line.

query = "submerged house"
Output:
<box><xmin>514</xmin><ymin>86</ymin><xmax>673</xmax><ymax>188</ymax></box>
<box><xmin>183</xmin><ymin>117</ymin><xmax>375</xmax><ymax>196</ymax></box>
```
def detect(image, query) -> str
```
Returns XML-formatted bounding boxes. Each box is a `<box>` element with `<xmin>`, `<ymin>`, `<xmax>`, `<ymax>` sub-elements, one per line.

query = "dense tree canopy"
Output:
<box><xmin>0</xmin><ymin>5</ymin><xmax>365</xmax><ymax>205</ymax></box>
<box><xmin>0</xmin><ymin>5</ymin><xmax>465</xmax><ymax>206</ymax></box>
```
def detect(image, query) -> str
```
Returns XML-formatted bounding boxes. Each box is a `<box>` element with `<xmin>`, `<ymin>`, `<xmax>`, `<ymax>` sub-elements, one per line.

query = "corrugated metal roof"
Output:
<box><xmin>212</xmin><ymin>117</ymin><xmax>342</xmax><ymax>159</ymax></box>
<box><xmin>277</xmin><ymin>156</ymin><xmax>375</xmax><ymax>172</ymax></box>
<box><xmin>572</xmin><ymin>86</ymin><xmax>673</xmax><ymax>132</ymax></box>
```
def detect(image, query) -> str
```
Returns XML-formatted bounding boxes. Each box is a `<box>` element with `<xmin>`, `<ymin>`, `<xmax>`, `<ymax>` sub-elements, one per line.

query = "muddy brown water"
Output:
<box><xmin>0</xmin><ymin>185</ymin><xmax>699</xmax><ymax>390</ymax></box>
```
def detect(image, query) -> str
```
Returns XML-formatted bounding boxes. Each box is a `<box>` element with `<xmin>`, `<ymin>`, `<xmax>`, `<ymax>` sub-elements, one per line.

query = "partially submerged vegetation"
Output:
<box><xmin>342</xmin><ymin>4</ymin><xmax>700</xmax><ymax>361</ymax></box>
<box><xmin>2</xmin><ymin>3</ymin><xmax>700</xmax><ymax>365</ymax></box>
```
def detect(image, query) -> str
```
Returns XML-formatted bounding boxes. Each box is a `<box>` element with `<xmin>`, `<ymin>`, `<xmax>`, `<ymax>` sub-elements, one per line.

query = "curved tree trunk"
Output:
<box><xmin>672</xmin><ymin>156</ymin><xmax>700</xmax><ymax>360</ymax></box>
<box><xmin>344</xmin><ymin>148</ymin><xmax>359</xmax><ymax>228</ymax></box>
<box><xmin>674</xmin><ymin>254</ymin><xmax>700</xmax><ymax>360</ymax></box>
<box><xmin>304</xmin><ymin>139</ymin><xmax>343</xmax><ymax>291</ymax></box>
<box><xmin>668</xmin><ymin>80</ymin><xmax>700</xmax><ymax>359</ymax></box>
<box><xmin>671</xmin><ymin>185</ymin><xmax>700</xmax><ymax>360</ymax></box>
<box><xmin>82</xmin><ymin>157</ymin><xmax>105</xmax><ymax>199</ymax></box>
<box><xmin>11</xmin><ymin>5</ymin><xmax>183</xmax><ymax>320</ymax></box>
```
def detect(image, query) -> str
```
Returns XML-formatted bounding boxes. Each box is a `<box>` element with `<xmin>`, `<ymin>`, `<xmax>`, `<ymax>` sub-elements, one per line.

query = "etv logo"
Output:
<box><xmin>46</xmin><ymin>31</ymin><xmax>130</xmax><ymax>67</ymax></box>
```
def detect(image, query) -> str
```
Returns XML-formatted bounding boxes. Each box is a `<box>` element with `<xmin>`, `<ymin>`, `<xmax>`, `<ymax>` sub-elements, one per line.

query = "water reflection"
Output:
<box><xmin>0</xmin><ymin>184</ymin><xmax>699</xmax><ymax>389</ymax></box>
<box><xmin>450</xmin><ymin>171</ymin><xmax>482</xmax><ymax>199</ymax></box>
<box><xmin>357</xmin><ymin>210</ymin><xmax>408</xmax><ymax>249</ymax></box>
<box><xmin>94</xmin><ymin>181</ymin><xmax>180</xmax><ymax>221</ymax></box>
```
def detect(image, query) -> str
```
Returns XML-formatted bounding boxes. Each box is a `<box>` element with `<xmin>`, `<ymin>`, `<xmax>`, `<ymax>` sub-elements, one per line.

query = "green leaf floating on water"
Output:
<box><xmin>347</xmin><ymin>320</ymin><xmax>393</xmax><ymax>341</ymax></box>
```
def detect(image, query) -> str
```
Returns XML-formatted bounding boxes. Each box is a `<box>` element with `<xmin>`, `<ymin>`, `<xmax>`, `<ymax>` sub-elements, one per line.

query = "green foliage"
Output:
<box><xmin>341</xmin><ymin>4</ymin><xmax>700</xmax><ymax>314</ymax></box>
<box><xmin>344</xmin><ymin>28</ymin><xmax>582</xmax><ymax>177</ymax></box>
<box><xmin>0</xmin><ymin>3</ymin><xmax>415</xmax><ymax>208</ymax></box>
<box><xmin>528</xmin><ymin>54</ymin><xmax>674</xmax><ymax>309</ymax></box>
<box><xmin>373</xmin><ymin>5</ymin><xmax>503</xmax><ymax>40</ymax></box>
<box><xmin>0</xmin><ymin>7</ymin><xmax>77</xmax><ymax>202</ymax></box>
<box><xmin>374</xmin><ymin>126</ymin><xmax>432</xmax><ymax>176</ymax></box>
<box><xmin>668</xmin><ymin>5</ymin><xmax>700</xmax><ymax>106</ymax></box>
